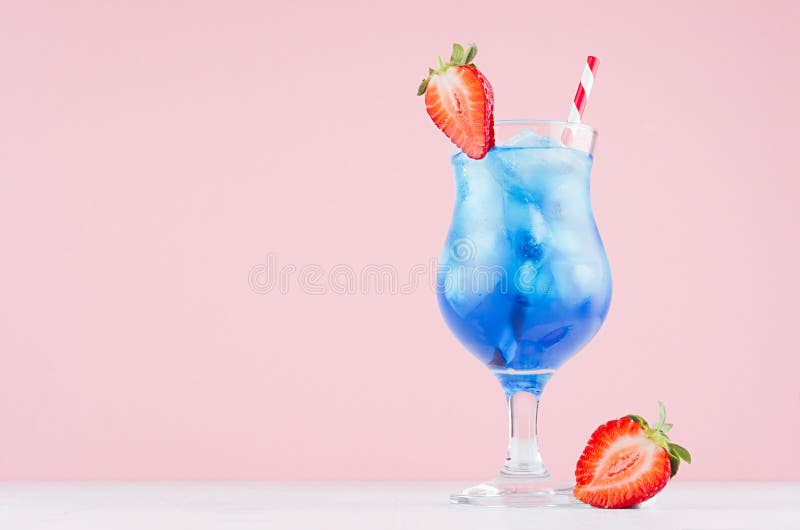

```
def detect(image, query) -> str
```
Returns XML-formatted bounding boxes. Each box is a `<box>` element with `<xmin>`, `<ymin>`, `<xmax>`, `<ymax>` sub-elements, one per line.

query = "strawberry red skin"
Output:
<box><xmin>574</xmin><ymin>417</ymin><xmax>671</xmax><ymax>509</ymax></box>
<box><xmin>424</xmin><ymin>65</ymin><xmax>494</xmax><ymax>159</ymax></box>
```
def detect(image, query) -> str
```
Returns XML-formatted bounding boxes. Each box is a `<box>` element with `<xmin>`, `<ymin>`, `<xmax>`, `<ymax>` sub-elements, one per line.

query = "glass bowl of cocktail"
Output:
<box><xmin>438</xmin><ymin>120</ymin><xmax>609</xmax><ymax>506</ymax></box>
<box><xmin>419</xmin><ymin>46</ymin><xmax>610</xmax><ymax>506</ymax></box>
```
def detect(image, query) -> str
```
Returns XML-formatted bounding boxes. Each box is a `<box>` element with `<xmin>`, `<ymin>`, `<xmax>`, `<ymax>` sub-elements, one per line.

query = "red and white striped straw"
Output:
<box><xmin>567</xmin><ymin>56</ymin><xmax>599</xmax><ymax>124</ymax></box>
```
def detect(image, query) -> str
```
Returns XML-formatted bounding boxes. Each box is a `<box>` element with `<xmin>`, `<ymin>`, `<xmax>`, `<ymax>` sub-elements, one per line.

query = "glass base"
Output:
<box><xmin>450</xmin><ymin>474</ymin><xmax>581</xmax><ymax>507</ymax></box>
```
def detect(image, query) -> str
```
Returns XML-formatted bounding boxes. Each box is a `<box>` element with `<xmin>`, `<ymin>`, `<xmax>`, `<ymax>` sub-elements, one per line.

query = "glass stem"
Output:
<box><xmin>502</xmin><ymin>391</ymin><xmax>549</xmax><ymax>477</ymax></box>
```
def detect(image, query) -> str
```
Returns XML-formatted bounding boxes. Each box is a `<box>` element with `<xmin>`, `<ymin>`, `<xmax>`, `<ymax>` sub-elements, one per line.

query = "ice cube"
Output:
<box><xmin>493</xmin><ymin>144</ymin><xmax>589</xmax><ymax>201</ymax></box>
<box><xmin>573</xmin><ymin>263</ymin><xmax>601</xmax><ymax>291</ymax></box>
<box><xmin>529</xmin><ymin>205</ymin><xmax>549</xmax><ymax>242</ymax></box>
<box><xmin>550</xmin><ymin>259</ymin><xmax>605</xmax><ymax>304</ymax></box>
<box><xmin>442</xmin><ymin>230</ymin><xmax>511</xmax><ymax>318</ymax></box>
<box><xmin>505</xmin><ymin>197</ymin><xmax>549</xmax><ymax>264</ymax></box>
<box><xmin>545</xmin><ymin>174</ymin><xmax>590</xmax><ymax>221</ymax></box>
<box><xmin>443</xmin><ymin>157</ymin><xmax>513</xmax><ymax>317</ymax></box>
<box><xmin>551</xmin><ymin>226</ymin><xmax>586</xmax><ymax>255</ymax></box>
<box><xmin>458</xmin><ymin>156</ymin><xmax>505</xmax><ymax>227</ymax></box>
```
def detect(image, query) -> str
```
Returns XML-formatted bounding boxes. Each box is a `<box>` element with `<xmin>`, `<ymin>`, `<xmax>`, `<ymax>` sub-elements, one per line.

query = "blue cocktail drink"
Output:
<box><xmin>438</xmin><ymin>133</ymin><xmax>611</xmax><ymax>396</ymax></box>
<box><xmin>438</xmin><ymin>121</ymin><xmax>611</xmax><ymax>506</ymax></box>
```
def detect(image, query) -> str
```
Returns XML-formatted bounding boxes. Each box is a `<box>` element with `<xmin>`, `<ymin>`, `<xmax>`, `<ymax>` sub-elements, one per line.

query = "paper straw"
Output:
<box><xmin>567</xmin><ymin>56</ymin><xmax>599</xmax><ymax>124</ymax></box>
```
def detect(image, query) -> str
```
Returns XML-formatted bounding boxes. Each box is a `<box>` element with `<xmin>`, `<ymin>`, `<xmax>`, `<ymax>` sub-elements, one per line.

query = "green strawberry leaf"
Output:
<box><xmin>417</xmin><ymin>77</ymin><xmax>429</xmax><ymax>96</ymax></box>
<box><xmin>669</xmin><ymin>443</ymin><xmax>692</xmax><ymax>463</ymax></box>
<box><xmin>450</xmin><ymin>43</ymin><xmax>466</xmax><ymax>65</ymax></box>
<box><xmin>464</xmin><ymin>43</ymin><xmax>478</xmax><ymax>64</ymax></box>
<box><xmin>655</xmin><ymin>401</ymin><xmax>667</xmax><ymax>429</ymax></box>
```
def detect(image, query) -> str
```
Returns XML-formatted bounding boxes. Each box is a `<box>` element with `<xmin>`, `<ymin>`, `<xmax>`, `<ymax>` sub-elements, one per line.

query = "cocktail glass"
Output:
<box><xmin>437</xmin><ymin>120</ymin><xmax>612</xmax><ymax>506</ymax></box>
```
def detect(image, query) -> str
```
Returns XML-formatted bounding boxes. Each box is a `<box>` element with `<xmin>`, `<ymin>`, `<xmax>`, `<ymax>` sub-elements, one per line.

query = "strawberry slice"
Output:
<box><xmin>574</xmin><ymin>402</ymin><xmax>692</xmax><ymax>509</ymax></box>
<box><xmin>417</xmin><ymin>43</ymin><xmax>494</xmax><ymax>159</ymax></box>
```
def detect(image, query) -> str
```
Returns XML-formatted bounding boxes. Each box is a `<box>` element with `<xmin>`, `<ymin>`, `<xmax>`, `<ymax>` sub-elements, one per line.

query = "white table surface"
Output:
<box><xmin>0</xmin><ymin>482</ymin><xmax>798</xmax><ymax>530</ymax></box>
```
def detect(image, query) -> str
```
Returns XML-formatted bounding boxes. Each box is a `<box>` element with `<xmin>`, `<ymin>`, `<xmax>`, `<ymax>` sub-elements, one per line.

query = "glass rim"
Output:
<box><xmin>494</xmin><ymin>119</ymin><xmax>597</xmax><ymax>138</ymax></box>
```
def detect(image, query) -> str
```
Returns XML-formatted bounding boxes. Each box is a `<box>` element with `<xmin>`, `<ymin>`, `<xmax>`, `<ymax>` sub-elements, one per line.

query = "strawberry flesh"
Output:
<box><xmin>425</xmin><ymin>65</ymin><xmax>494</xmax><ymax>159</ymax></box>
<box><xmin>574</xmin><ymin>404</ymin><xmax>691</xmax><ymax>509</ymax></box>
<box><xmin>418</xmin><ymin>43</ymin><xmax>494</xmax><ymax>159</ymax></box>
<box><xmin>574</xmin><ymin>418</ymin><xmax>670</xmax><ymax>508</ymax></box>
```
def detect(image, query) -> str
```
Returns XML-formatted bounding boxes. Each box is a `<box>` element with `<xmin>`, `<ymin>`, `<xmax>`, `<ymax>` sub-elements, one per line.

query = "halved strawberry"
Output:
<box><xmin>417</xmin><ymin>43</ymin><xmax>494</xmax><ymax>159</ymax></box>
<box><xmin>574</xmin><ymin>402</ymin><xmax>692</xmax><ymax>509</ymax></box>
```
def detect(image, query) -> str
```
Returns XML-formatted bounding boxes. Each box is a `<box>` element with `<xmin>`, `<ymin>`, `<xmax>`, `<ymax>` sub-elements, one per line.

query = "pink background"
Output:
<box><xmin>1</xmin><ymin>1</ymin><xmax>799</xmax><ymax>481</ymax></box>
